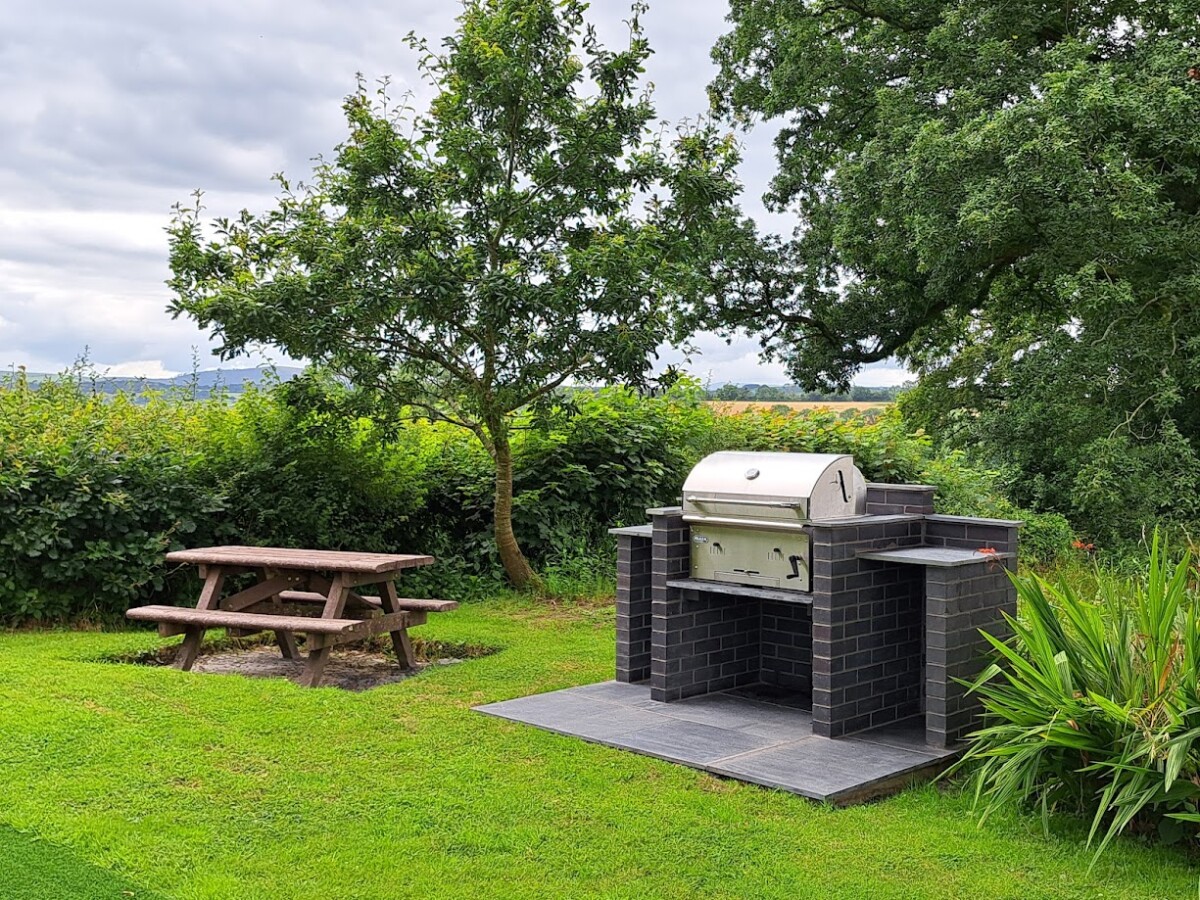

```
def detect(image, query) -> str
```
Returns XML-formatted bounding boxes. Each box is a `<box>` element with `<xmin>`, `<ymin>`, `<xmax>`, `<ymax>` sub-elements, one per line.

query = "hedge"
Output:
<box><xmin>0</xmin><ymin>373</ymin><xmax>1071</xmax><ymax>623</ymax></box>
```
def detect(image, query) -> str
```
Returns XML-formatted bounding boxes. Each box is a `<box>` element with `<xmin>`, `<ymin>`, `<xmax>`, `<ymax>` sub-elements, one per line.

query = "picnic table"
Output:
<box><xmin>126</xmin><ymin>546</ymin><xmax>456</xmax><ymax>687</ymax></box>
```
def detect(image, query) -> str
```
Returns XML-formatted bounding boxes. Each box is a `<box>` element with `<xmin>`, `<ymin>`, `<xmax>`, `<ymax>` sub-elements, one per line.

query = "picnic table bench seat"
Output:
<box><xmin>126</xmin><ymin>605</ymin><xmax>411</xmax><ymax>637</ymax></box>
<box><xmin>126</xmin><ymin>546</ymin><xmax>453</xmax><ymax>687</ymax></box>
<box><xmin>275</xmin><ymin>590</ymin><xmax>457</xmax><ymax>612</ymax></box>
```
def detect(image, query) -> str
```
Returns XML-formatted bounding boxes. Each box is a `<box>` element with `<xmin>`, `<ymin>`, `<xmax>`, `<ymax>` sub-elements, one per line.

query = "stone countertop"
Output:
<box><xmin>645</xmin><ymin>505</ymin><xmax>684</xmax><ymax>517</ymax></box>
<box><xmin>608</xmin><ymin>524</ymin><xmax>654</xmax><ymax>538</ymax></box>
<box><xmin>856</xmin><ymin>546</ymin><xmax>1015</xmax><ymax>567</ymax></box>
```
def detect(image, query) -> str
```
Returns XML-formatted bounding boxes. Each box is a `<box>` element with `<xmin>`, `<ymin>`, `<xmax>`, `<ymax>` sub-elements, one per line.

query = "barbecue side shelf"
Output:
<box><xmin>666</xmin><ymin>577</ymin><xmax>814</xmax><ymax>606</ymax></box>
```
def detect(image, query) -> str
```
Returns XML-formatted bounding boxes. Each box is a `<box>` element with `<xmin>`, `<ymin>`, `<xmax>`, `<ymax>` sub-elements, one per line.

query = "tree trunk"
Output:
<box><xmin>490</xmin><ymin>428</ymin><xmax>537</xmax><ymax>589</ymax></box>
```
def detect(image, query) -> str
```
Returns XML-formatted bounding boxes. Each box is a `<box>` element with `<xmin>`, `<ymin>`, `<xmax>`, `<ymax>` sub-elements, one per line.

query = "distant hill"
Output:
<box><xmin>15</xmin><ymin>366</ymin><xmax>306</xmax><ymax>400</ymax></box>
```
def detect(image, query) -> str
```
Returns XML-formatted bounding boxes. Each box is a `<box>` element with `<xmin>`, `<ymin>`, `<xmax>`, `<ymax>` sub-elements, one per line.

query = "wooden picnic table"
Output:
<box><xmin>126</xmin><ymin>546</ymin><xmax>456</xmax><ymax>687</ymax></box>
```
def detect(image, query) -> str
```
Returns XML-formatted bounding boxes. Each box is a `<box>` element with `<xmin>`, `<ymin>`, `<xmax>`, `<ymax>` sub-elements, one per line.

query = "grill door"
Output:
<box><xmin>689</xmin><ymin>525</ymin><xmax>811</xmax><ymax>593</ymax></box>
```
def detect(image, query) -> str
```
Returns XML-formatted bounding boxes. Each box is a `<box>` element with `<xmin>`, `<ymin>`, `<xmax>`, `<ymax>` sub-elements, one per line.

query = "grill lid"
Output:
<box><xmin>681</xmin><ymin>451</ymin><xmax>866</xmax><ymax>527</ymax></box>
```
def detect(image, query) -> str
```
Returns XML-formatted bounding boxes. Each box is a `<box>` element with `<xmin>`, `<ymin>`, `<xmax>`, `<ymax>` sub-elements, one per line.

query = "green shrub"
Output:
<box><xmin>919</xmin><ymin>450</ymin><xmax>1075</xmax><ymax>568</ymax></box>
<box><xmin>702</xmin><ymin>406</ymin><xmax>933</xmax><ymax>483</ymax></box>
<box><xmin>0</xmin><ymin>372</ymin><xmax>1065</xmax><ymax>622</ymax></box>
<box><xmin>0</xmin><ymin>376</ymin><xmax>229</xmax><ymax>623</ymax></box>
<box><xmin>196</xmin><ymin>386</ymin><xmax>429</xmax><ymax>554</ymax></box>
<box><xmin>511</xmin><ymin>383</ymin><xmax>713</xmax><ymax>560</ymax></box>
<box><xmin>957</xmin><ymin>534</ymin><xmax>1200</xmax><ymax>862</ymax></box>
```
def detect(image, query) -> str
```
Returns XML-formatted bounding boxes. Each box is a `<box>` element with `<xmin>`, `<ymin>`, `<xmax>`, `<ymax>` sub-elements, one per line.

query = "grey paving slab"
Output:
<box><xmin>569</xmin><ymin>680</ymin><xmax>655</xmax><ymax>704</ymax></box>
<box><xmin>474</xmin><ymin>682</ymin><xmax>957</xmax><ymax>804</ymax></box>
<box><xmin>924</xmin><ymin>513</ymin><xmax>1022</xmax><ymax>527</ymax></box>
<box><xmin>478</xmin><ymin>691</ymin><xmax>672</xmax><ymax>740</ymax></box>
<box><xmin>650</xmin><ymin>692</ymin><xmax>793</xmax><ymax>730</ymax></box>
<box><xmin>608</xmin><ymin>523</ymin><xmax>654</xmax><ymax>537</ymax></box>
<box><xmin>475</xmin><ymin>690</ymin><xmax>619</xmax><ymax>723</ymax></box>
<box><xmin>712</xmin><ymin>736</ymin><xmax>944</xmax><ymax>802</ymax></box>
<box><xmin>736</xmin><ymin>709</ymin><xmax>815</xmax><ymax>742</ymax></box>
<box><xmin>852</xmin><ymin>718</ymin><xmax>941</xmax><ymax>753</ymax></box>
<box><xmin>542</xmin><ymin>706</ymin><xmax>674</xmax><ymax>741</ymax></box>
<box><xmin>614</xmin><ymin>719</ymin><xmax>781</xmax><ymax>765</ymax></box>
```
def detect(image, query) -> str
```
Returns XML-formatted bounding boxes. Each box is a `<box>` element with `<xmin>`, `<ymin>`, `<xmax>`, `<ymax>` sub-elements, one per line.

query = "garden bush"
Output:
<box><xmin>958</xmin><ymin>534</ymin><xmax>1200</xmax><ymax>861</ymax></box>
<box><xmin>196</xmin><ymin>385</ymin><xmax>430</xmax><ymax>555</ymax></box>
<box><xmin>0</xmin><ymin>375</ymin><xmax>229</xmax><ymax>623</ymax></box>
<box><xmin>0</xmin><ymin>372</ymin><xmax>1071</xmax><ymax>623</ymax></box>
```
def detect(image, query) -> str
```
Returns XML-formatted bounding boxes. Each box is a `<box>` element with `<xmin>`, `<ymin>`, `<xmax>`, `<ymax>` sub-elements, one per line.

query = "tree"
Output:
<box><xmin>708</xmin><ymin>0</ymin><xmax>1200</xmax><ymax>541</ymax></box>
<box><xmin>713</xmin><ymin>382</ymin><xmax>743</xmax><ymax>401</ymax></box>
<box><xmin>753</xmin><ymin>384</ymin><xmax>786</xmax><ymax>402</ymax></box>
<box><xmin>168</xmin><ymin>0</ymin><xmax>742</xmax><ymax>587</ymax></box>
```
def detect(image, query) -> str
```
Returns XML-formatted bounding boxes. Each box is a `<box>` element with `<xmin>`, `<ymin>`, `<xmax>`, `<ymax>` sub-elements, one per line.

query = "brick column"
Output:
<box><xmin>648</xmin><ymin>508</ymin><xmax>692</xmax><ymax>702</ymax></box>
<box><xmin>865</xmin><ymin>483</ymin><xmax>936</xmax><ymax>516</ymax></box>
<box><xmin>924</xmin><ymin>515</ymin><xmax>1020</xmax><ymax>555</ymax></box>
<box><xmin>614</xmin><ymin>530</ymin><xmax>653</xmax><ymax>683</ymax></box>
<box><xmin>811</xmin><ymin>516</ymin><xmax>925</xmax><ymax>738</ymax></box>
<box><xmin>924</xmin><ymin>555</ymin><xmax>1018</xmax><ymax>748</ymax></box>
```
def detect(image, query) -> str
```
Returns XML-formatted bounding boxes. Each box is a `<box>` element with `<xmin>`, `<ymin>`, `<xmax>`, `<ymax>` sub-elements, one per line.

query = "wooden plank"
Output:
<box><xmin>220</xmin><ymin>574</ymin><xmax>306</xmax><ymax>613</ymax></box>
<box><xmin>294</xmin><ymin>574</ymin><xmax>377</xmax><ymax>609</ymax></box>
<box><xmin>278</xmin><ymin>590</ymin><xmax>383</xmax><ymax>612</ymax></box>
<box><xmin>339</xmin><ymin>571</ymin><xmax>397</xmax><ymax>588</ymax></box>
<box><xmin>320</xmin><ymin>574</ymin><xmax>349</xmax><ymax>620</ymax></box>
<box><xmin>232</xmin><ymin>601</ymin><xmax>328</xmax><ymax>619</ymax></box>
<box><xmin>165</xmin><ymin>546</ymin><xmax>435</xmax><ymax>574</ymax></box>
<box><xmin>126</xmin><ymin>605</ymin><xmax>390</xmax><ymax>635</ymax></box>
<box><xmin>262</xmin><ymin>567</ymin><xmax>301</xmax><ymax>661</ymax></box>
<box><xmin>379</xmin><ymin>580</ymin><xmax>415</xmax><ymax>667</ymax></box>
<box><xmin>299</xmin><ymin>578</ymin><xmax>349</xmax><ymax>688</ymax></box>
<box><xmin>385</xmin><ymin>597</ymin><xmax>457</xmax><ymax>612</ymax></box>
<box><xmin>280</xmin><ymin>589</ymin><xmax>454</xmax><ymax>613</ymax></box>
<box><xmin>171</xmin><ymin>567</ymin><xmax>225</xmax><ymax>671</ymax></box>
<box><xmin>274</xmin><ymin>630</ymin><xmax>300</xmax><ymax>659</ymax></box>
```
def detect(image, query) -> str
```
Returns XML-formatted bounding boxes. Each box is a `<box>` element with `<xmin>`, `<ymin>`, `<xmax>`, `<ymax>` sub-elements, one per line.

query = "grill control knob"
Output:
<box><xmin>744</xmin><ymin>468</ymin><xmax>760</xmax><ymax>480</ymax></box>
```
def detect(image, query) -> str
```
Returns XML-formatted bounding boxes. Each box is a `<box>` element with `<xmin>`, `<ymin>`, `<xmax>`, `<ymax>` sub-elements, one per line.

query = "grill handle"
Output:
<box><xmin>685</xmin><ymin>496</ymin><xmax>806</xmax><ymax>510</ymax></box>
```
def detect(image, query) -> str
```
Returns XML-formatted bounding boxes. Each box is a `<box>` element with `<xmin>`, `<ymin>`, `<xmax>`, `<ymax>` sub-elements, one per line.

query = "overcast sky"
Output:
<box><xmin>0</xmin><ymin>0</ymin><xmax>907</xmax><ymax>387</ymax></box>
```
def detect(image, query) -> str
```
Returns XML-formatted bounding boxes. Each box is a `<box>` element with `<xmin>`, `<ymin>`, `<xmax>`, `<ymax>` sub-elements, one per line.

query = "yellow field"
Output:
<box><xmin>706</xmin><ymin>400</ymin><xmax>892</xmax><ymax>414</ymax></box>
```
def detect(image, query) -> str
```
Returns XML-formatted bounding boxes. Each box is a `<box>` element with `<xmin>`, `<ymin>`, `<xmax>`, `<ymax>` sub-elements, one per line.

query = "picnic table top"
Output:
<box><xmin>165</xmin><ymin>546</ymin><xmax>436</xmax><ymax>574</ymax></box>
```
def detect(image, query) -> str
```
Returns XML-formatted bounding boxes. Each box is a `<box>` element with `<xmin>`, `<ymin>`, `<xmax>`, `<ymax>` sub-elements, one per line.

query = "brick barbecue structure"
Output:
<box><xmin>614</xmin><ymin>482</ymin><xmax>1019</xmax><ymax>747</ymax></box>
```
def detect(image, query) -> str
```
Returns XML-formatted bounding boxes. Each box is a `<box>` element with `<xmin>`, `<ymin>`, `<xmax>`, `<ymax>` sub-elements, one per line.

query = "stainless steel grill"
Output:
<box><xmin>682</xmin><ymin>451</ymin><xmax>866</xmax><ymax>592</ymax></box>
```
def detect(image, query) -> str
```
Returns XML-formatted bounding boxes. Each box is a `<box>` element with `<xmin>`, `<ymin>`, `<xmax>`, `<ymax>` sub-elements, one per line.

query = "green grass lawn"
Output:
<box><xmin>0</xmin><ymin>597</ymin><xmax>1195</xmax><ymax>899</ymax></box>
<box><xmin>0</xmin><ymin>825</ymin><xmax>162</xmax><ymax>899</ymax></box>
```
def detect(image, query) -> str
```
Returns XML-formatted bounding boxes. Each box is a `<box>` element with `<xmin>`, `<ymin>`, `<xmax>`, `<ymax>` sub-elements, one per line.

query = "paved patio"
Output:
<box><xmin>475</xmin><ymin>681</ymin><xmax>958</xmax><ymax>805</ymax></box>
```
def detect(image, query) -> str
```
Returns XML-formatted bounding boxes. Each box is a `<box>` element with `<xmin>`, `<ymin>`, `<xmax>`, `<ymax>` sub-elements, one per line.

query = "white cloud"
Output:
<box><xmin>853</xmin><ymin>365</ymin><xmax>914</xmax><ymax>388</ymax></box>
<box><xmin>99</xmin><ymin>359</ymin><xmax>180</xmax><ymax>378</ymax></box>
<box><xmin>657</xmin><ymin>334</ymin><xmax>912</xmax><ymax>387</ymax></box>
<box><xmin>0</xmin><ymin>0</ymin><xmax>893</xmax><ymax>387</ymax></box>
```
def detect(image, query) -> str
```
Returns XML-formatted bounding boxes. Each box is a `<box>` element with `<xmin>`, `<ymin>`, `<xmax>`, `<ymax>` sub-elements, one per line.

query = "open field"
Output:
<box><xmin>707</xmin><ymin>400</ymin><xmax>892</xmax><ymax>414</ymax></box>
<box><xmin>1</xmin><ymin>597</ymin><xmax>1196</xmax><ymax>899</ymax></box>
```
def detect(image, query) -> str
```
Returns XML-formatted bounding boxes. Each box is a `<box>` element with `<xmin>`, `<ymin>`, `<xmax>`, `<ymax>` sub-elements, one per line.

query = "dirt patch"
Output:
<box><xmin>191</xmin><ymin>646</ymin><xmax>462</xmax><ymax>690</ymax></box>
<box><xmin>118</xmin><ymin>636</ymin><xmax>495</xmax><ymax>691</ymax></box>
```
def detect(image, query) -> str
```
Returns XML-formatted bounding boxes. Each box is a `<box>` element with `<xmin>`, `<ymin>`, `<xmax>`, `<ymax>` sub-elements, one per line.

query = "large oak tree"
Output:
<box><xmin>708</xmin><ymin>0</ymin><xmax>1200</xmax><ymax>540</ymax></box>
<box><xmin>168</xmin><ymin>0</ymin><xmax>741</xmax><ymax>586</ymax></box>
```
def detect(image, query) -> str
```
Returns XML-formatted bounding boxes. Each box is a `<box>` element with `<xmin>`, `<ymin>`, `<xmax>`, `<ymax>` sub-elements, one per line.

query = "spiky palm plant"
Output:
<box><xmin>957</xmin><ymin>533</ymin><xmax>1200</xmax><ymax>862</ymax></box>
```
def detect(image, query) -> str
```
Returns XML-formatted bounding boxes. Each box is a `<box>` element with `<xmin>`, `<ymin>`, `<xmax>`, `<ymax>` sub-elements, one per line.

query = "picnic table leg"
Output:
<box><xmin>379</xmin><ymin>580</ymin><xmax>417</xmax><ymax>669</ymax></box>
<box><xmin>174</xmin><ymin>567</ymin><xmax>225</xmax><ymax>671</ymax></box>
<box><xmin>260</xmin><ymin>567</ymin><xmax>300</xmax><ymax>661</ymax></box>
<box><xmin>297</xmin><ymin>577</ymin><xmax>348</xmax><ymax>688</ymax></box>
<box><xmin>275</xmin><ymin>630</ymin><xmax>300</xmax><ymax>660</ymax></box>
